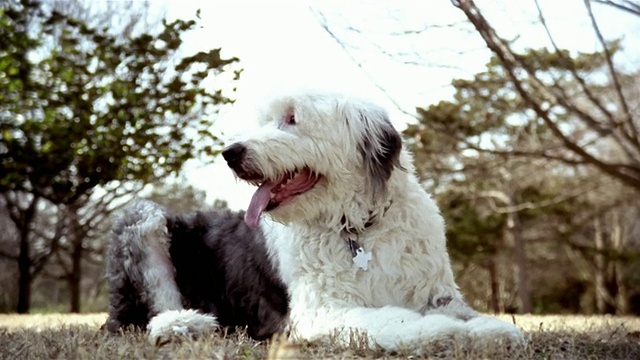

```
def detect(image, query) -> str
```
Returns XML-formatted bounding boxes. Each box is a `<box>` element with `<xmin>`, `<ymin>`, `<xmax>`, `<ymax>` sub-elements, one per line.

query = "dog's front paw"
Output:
<box><xmin>148</xmin><ymin>309</ymin><xmax>219</xmax><ymax>345</ymax></box>
<box><xmin>465</xmin><ymin>316</ymin><xmax>526</xmax><ymax>347</ymax></box>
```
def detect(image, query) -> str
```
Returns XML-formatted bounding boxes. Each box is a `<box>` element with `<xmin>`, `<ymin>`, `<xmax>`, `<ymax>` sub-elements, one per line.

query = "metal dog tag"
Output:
<box><xmin>352</xmin><ymin>247</ymin><xmax>372</xmax><ymax>271</ymax></box>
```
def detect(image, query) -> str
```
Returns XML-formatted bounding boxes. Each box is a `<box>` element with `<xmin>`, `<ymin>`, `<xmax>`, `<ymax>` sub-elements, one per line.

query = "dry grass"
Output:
<box><xmin>0</xmin><ymin>313</ymin><xmax>639</xmax><ymax>359</ymax></box>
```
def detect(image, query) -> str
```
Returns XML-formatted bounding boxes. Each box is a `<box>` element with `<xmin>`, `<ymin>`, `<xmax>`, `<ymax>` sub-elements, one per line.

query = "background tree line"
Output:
<box><xmin>1</xmin><ymin>0</ymin><xmax>638</xmax><ymax>315</ymax></box>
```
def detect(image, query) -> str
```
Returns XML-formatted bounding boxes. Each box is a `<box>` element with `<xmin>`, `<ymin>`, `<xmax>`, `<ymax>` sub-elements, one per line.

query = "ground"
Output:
<box><xmin>0</xmin><ymin>313</ymin><xmax>638</xmax><ymax>359</ymax></box>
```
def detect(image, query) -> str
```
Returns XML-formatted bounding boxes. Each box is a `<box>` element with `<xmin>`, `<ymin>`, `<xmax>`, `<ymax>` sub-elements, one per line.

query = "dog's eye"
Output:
<box><xmin>285</xmin><ymin>114</ymin><xmax>296</xmax><ymax>125</ymax></box>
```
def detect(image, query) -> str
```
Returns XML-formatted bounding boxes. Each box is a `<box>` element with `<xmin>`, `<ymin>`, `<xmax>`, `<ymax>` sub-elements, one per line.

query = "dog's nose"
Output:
<box><xmin>222</xmin><ymin>143</ymin><xmax>247</xmax><ymax>165</ymax></box>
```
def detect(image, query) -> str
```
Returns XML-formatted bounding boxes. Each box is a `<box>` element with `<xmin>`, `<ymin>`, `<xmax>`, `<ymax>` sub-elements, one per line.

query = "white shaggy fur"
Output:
<box><xmin>148</xmin><ymin>310</ymin><xmax>219</xmax><ymax>344</ymax></box>
<box><xmin>227</xmin><ymin>90</ymin><xmax>524</xmax><ymax>352</ymax></box>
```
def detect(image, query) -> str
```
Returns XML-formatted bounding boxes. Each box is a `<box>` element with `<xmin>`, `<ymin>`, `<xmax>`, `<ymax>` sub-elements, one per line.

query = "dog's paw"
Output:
<box><xmin>148</xmin><ymin>309</ymin><xmax>219</xmax><ymax>345</ymax></box>
<box><xmin>465</xmin><ymin>316</ymin><xmax>526</xmax><ymax>347</ymax></box>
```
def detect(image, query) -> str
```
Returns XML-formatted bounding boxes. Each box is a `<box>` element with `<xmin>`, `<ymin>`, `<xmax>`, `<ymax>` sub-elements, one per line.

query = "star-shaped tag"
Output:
<box><xmin>352</xmin><ymin>247</ymin><xmax>372</xmax><ymax>271</ymax></box>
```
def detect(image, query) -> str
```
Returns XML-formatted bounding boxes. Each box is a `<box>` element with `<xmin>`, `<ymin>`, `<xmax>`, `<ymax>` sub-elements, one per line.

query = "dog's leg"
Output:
<box><xmin>141</xmin><ymin>237</ymin><xmax>183</xmax><ymax>313</ymax></box>
<box><xmin>106</xmin><ymin>201</ymin><xmax>182</xmax><ymax>333</ymax></box>
<box><xmin>106</xmin><ymin>200</ymin><xmax>218</xmax><ymax>343</ymax></box>
<box><xmin>419</xmin><ymin>295</ymin><xmax>478</xmax><ymax>320</ymax></box>
<box><xmin>464</xmin><ymin>315</ymin><xmax>525</xmax><ymax>346</ymax></box>
<box><xmin>136</xmin><ymin>209</ymin><xmax>219</xmax><ymax>344</ymax></box>
<box><xmin>290</xmin><ymin>306</ymin><xmax>468</xmax><ymax>353</ymax></box>
<box><xmin>144</xmin><ymin>236</ymin><xmax>219</xmax><ymax>344</ymax></box>
<box><xmin>419</xmin><ymin>296</ymin><xmax>525</xmax><ymax>346</ymax></box>
<box><xmin>105</xmin><ymin>240</ymin><xmax>151</xmax><ymax>332</ymax></box>
<box><xmin>420</xmin><ymin>296</ymin><xmax>525</xmax><ymax>345</ymax></box>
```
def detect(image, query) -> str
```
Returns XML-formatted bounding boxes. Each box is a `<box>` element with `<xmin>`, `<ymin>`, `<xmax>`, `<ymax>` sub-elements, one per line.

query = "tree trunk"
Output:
<box><xmin>69</xmin><ymin>242</ymin><xmax>82</xmax><ymax>313</ymax></box>
<box><xmin>68</xmin><ymin>202</ymin><xmax>83</xmax><ymax>313</ymax></box>
<box><xmin>594</xmin><ymin>217</ymin><xmax>608</xmax><ymax>314</ymax></box>
<box><xmin>17</xmin><ymin>231</ymin><xmax>31</xmax><ymax>314</ymax></box>
<box><xmin>507</xmin><ymin>211</ymin><xmax>531</xmax><ymax>314</ymax></box>
<box><xmin>16</xmin><ymin>196</ymin><xmax>38</xmax><ymax>314</ymax></box>
<box><xmin>509</xmin><ymin>209</ymin><xmax>531</xmax><ymax>313</ymax></box>
<box><xmin>487</xmin><ymin>256</ymin><xmax>501</xmax><ymax>313</ymax></box>
<box><xmin>611</xmin><ymin>212</ymin><xmax>629</xmax><ymax>314</ymax></box>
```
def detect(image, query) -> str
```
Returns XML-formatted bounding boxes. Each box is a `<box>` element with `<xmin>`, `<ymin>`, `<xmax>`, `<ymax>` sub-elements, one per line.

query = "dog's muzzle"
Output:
<box><xmin>222</xmin><ymin>143</ymin><xmax>263</xmax><ymax>181</ymax></box>
<box><xmin>222</xmin><ymin>143</ymin><xmax>247</xmax><ymax>168</ymax></box>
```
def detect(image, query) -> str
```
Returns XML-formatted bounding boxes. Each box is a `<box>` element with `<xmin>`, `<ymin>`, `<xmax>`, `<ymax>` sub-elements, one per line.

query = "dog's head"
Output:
<box><xmin>222</xmin><ymin>90</ymin><xmax>403</xmax><ymax>228</ymax></box>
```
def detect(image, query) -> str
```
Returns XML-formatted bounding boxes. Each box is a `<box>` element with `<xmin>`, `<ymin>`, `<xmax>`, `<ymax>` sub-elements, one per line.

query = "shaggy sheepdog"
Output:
<box><xmin>220</xmin><ymin>89</ymin><xmax>525</xmax><ymax>351</ymax></box>
<box><xmin>104</xmin><ymin>201</ymin><xmax>289</xmax><ymax>343</ymax></box>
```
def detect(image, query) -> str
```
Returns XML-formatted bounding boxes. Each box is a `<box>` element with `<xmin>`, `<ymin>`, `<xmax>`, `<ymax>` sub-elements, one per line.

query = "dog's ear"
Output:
<box><xmin>357</xmin><ymin>110</ymin><xmax>403</xmax><ymax>200</ymax></box>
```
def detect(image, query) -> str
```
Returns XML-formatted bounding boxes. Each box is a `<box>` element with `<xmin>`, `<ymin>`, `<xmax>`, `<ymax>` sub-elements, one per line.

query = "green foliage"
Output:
<box><xmin>408</xmin><ymin>46</ymin><xmax>622</xmax><ymax>164</ymax></box>
<box><xmin>0</xmin><ymin>0</ymin><xmax>239</xmax><ymax>205</ymax></box>
<box><xmin>405</xmin><ymin>43</ymin><xmax>640</xmax><ymax>314</ymax></box>
<box><xmin>439</xmin><ymin>190</ymin><xmax>506</xmax><ymax>263</ymax></box>
<box><xmin>404</xmin><ymin>45</ymin><xmax>623</xmax><ymax>233</ymax></box>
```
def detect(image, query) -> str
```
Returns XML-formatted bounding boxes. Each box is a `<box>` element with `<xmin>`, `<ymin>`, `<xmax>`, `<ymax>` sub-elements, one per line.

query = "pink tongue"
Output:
<box><xmin>245</xmin><ymin>180</ymin><xmax>277</xmax><ymax>228</ymax></box>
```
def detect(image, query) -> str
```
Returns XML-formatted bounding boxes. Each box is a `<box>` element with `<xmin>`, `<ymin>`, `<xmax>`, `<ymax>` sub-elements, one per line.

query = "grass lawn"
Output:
<box><xmin>0</xmin><ymin>313</ymin><xmax>639</xmax><ymax>359</ymax></box>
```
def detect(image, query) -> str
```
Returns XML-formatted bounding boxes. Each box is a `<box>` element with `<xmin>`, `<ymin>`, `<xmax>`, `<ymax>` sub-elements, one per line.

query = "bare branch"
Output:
<box><xmin>533</xmin><ymin>0</ymin><xmax>618</xmax><ymax>126</ymax></box>
<box><xmin>343</xmin><ymin>18</ymin><xmax>485</xmax><ymax>76</ymax></box>
<box><xmin>593</xmin><ymin>0</ymin><xmax>640</xmax><ymax>16</ymax></box>
<box><xmin>463</xmin><ymin>128</ymin><xmax>640</xmax><ymax>175</ymax></box>
<box><xmin>452</xmin><ymin>0</ymin><xmax>640</xmax><ymax>189</ymax></box>
<box><xmin>548</xmin><ymin>77</ymin><xmax>640</xmax><ymax>163</ymax></box>
<box><xmin>388</xmin><ymin>21</ymin><xmax>470</xmax><ymax>36</ymax></box>
<box><xmin>584</xmin><ymin>0</ymin><xmax>639</xmax><ymax>146</ymax></box>
<box><xmin>2</xmin><ymin>192</ymin><xmax>24</xmax><ymax>227</ymax></box>
<box><xmin>31</xmin><ymin>212</ymin><xmax>65</xmax><ymax>277</ymax></box>
<box><xmin>53</xmin><ymin>248</ymin><xmax>72</xmax><ymax>277</ymax></box>
<box><xmin>311</xmin><ymin>8</ymin><xmax>417</xmax><ymax>119</ymax></box>
<box><xmin>479</xmin><ymin>185</ymin><xmax>595</xmax><ymax>214</ymax></box>
<box><xmin>0</xmin><ymin>249</ymin><xmax>18</xmax><ymax>260</ymax></box>
<box><xmin>81</xmin><ymin>184</ymin><xmax>142</xmax><ymax>230</ymax></box>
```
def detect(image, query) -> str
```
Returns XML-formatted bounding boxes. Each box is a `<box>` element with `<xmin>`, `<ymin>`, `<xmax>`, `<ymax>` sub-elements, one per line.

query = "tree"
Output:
<box><xmin>33</xmin><ymin>180</ymin><xmax>225</xmax><ymax>312</ymax></box>
<box><xmin>0</xmin><ymin>0</ymin><xmax>240</xmax><ymax>312</ymax></box>
<box><xmin>443</xmin><ymin>0</ymin><xmax>640</xmax><ymax>314</ymax></box>
<box><xmin>404</xmin><ymin>45</ymin><xmax>640</xmax><ymax>314</ymax></box>
<box><xmin>0</xmin><ymin>197</ymin><xmax>20</xmax><ymax>311</ymax></box>
<box><xmin>451</xmin><ymin>0</ymin><xmax>640</xmax><ymax>191</ymax></box>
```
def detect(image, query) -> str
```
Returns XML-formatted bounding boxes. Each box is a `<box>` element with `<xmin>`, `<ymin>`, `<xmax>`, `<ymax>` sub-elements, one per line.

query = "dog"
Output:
<box><xmin>221</xmin><ymin>89</ymin><xmax>525</xmax><ymax>351</ymax></box>
<box><xmin>104</xmin><ymin>200</ymin><xmax>289</xmax><ymax>343</ymax></box>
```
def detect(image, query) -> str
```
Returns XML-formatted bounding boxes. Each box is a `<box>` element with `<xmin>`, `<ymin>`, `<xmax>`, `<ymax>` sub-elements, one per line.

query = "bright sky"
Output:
<box><xmin>163</xmin><ymin>0</ymin><xmax>639</xmax><ymax>211</ymax></box>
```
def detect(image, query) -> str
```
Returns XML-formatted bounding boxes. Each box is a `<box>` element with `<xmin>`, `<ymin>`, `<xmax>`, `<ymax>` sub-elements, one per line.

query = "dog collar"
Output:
<box><xmin>339</xmin><ymin>201</ymin><xmax>392</xmax><ymax>271</ymax></box>
<box><xmin>340</xmin><ymin>200</ymin><xmax>393</xmax><ymax>234</ymax></box>
<box><xmin>343</xmin><ymin>235</ymin><xmax>372</xmax><ymax>271</ymax></box>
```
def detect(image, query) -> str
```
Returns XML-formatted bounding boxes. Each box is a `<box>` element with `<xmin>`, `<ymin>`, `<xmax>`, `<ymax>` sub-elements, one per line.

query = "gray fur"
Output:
<box><xmin>357</xmin><ymin>112</ymin><xmax>403</xmax><ymax>200</ymax></box>
<box><xmin>105</xmin><ymin>201</ymin><xmax>164</xmax><ymax>332</ymax></box>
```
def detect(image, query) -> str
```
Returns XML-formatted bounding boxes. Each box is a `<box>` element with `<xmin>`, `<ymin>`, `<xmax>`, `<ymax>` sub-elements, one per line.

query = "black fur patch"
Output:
<box><xmin>358</xmin><ymin>112</ymin><xmax>403</xmax><ymax>200</ymax></box>
<box><xmin>105</xmin><ymin>204</ymin><xmax>289</xmax><ymax>341</ymax></box>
